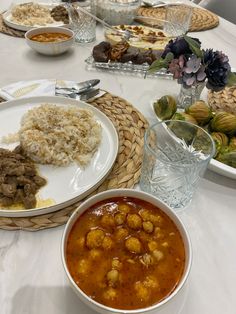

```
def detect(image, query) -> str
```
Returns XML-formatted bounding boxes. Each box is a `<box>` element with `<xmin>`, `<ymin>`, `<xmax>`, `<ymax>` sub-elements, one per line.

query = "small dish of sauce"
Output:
<box><xmin>30</xmin><ymin>32</ymin><xmax>71</xmax><ymax>43</ymax></box>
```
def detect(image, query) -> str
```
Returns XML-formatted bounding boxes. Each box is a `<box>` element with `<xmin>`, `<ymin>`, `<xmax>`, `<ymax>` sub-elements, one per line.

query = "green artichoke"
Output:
<box><xmin>185</xmin><ymin>100</ymin><xmax>213</xmax><ymax>125</ymax></box>
<box><xmin>153</xmin><ymin>95</ymin><xmax>177</xmax><ymax>120</ymax></box>
<box><xmin>210</xmin><ymin>112</ymin><xmax>236</xmax><ymax>135</ymax></box>
<box><xmin>216</xmin><ymin>150</ymin><xmax>236</xmax><ymax>168</ymax></box>
<box><xmin>211</xmin><ymin>132</ymin><xmax>229</xmax><ymax>156</ymax></box>
<box><xmin>229</xmin><ymin>137</ymin><xmax>236</xmax><ymax>151</ymax></box>
<box><xmin>169</xmin><ymin>118</ymin><xmax>197</xmax><ymax>145</ymax></box>
<box><xmin>172</xmin><ymin>112</ymin><xmax>198</xmax><ymax>125</ymax></box>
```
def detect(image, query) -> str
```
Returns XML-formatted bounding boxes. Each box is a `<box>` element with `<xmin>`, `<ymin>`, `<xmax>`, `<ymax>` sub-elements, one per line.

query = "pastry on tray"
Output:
<box><xmin>104</xmin><ymin>24</ymin><xmax>170</xmax><ymax>51</ymax></box>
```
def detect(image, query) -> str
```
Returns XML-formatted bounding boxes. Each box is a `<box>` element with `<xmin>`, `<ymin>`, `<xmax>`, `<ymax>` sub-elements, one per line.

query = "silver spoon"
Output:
<box><xmin>142</xmin><ymin>0</ymin><xmax>168</xmax><ymax>7</ymax></box>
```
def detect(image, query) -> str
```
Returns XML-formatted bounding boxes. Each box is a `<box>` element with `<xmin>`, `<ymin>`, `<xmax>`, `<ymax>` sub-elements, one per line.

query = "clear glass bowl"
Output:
<box><xmin>96</xmin><ymin>0</ymin><xmax>141</xmax><ymax>25</ymax></box>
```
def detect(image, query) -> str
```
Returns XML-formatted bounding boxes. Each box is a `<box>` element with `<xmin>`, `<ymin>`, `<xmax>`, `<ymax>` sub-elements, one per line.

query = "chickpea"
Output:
<box><xmin>127</xmin><ymin>214</ymin><xmax>142</xmax><ymax>230</ymax></box>
<box><xmin>107</xmin><ymin>269</ymin><xmax>119</xmax><ymax>285</ymax></box>
<box><xmin>115</xmin><ymin>227</ymin><xmax>129</xmax><ymax>241</ymax></box>
<box><xmin>154</xmin><ymin>227</ymin><xmax>164</xmax><ymax>239</ymax></box>
<box><xmin>118</xmin><ymin>203</ymin><xmax>131</xmax><ymax>214</ymax></box>
<box><xmin>102</xmin><ymin>236</ymin><xmax>114</xmax><ymax>250</ymax></box>
<box><xmin>143</xmin><ymin>276</ymin><xmax>159</xmax><ymax>289</ymax></box>
<box><xmin>78</xmin><ymin>259</ymin><xmax>89</xmax><ymax>274</ymax></box>
<box><xmin>142</xmin><ymin>221</ymin><xmax>154</xmax><ymax>233</ymax></box>
<box><xmin>86</xmin><ymin>229</ymin><xmax>105</xmax><ymax>249</ymax></box>
<box><xmin>114</xmin><ymin>213</ymin><xmax>126</xmax><ymax>225</ymax></box>
<box><xmin>149</xmin><ymin>214</ymin><xmax>162</xmax><ymax>226</ymax></box>
<box><xmin>112</xmin><ymin>259</ymin><xmax>122</xmax><ymax>270</ymax></box>
<box><xmin>134</xmin><ymin>282</ymin><xmax>149</xmax><ymax>301</ymax></box>
<box><xmin>101</xmin><ymin>214</ymin><xmax>115</xmax><ymax>228</ymax></box>
<box><xmin>139</xmin><ymin>209</ymin><xmax>150</xmax><ymax>221</ymax></box>
<box><xmin>89</xmin><ymin>249</ymin><xmax>102</xmax><ymax>259</ymax></box>
<box><xmin>153</xmin><ymin>249</ymin><xmax>164</xmax><ymax>262</ymax></box>
<box><xmin>103</xmin><ymin>287</ymin><xmax>117</xmax><ymax>300</ymax></box>
<box><xmin>125</xmin><ymin>236</ymin><xmax>142</xmax><ymax>254</ymax></box>
<box><xmin>148</xmin><ymin>241</ymin><xmax>158</xmax><ymax>252</ymax></box>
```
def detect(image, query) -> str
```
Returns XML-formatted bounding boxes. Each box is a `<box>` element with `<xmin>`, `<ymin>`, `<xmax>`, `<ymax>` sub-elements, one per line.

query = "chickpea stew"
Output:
<box><xmin>66</xmin><ymin>197</ymin><xmax>185</xmax><ymax>310</ymax></box>
<box><xmin>30</xmin><ymin>33</ymin><xmax>71</xmax><ymax>43</ymax></box>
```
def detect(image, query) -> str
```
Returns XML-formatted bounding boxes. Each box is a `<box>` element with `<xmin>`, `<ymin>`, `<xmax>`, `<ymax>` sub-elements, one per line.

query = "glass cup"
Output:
<box><xmin>139</xmin><ymin>120</ymin><xmax>215</xmax><ymax>210</ymax></box>
<box><xmin>164</xmin><ymin>4</ymin><xmax>193</xmax><ymax>36</ymax></box>
<box><xmin>68</xmin><ymin>0</ymin><xmax>96</xmax><ymax>43</ymax></box>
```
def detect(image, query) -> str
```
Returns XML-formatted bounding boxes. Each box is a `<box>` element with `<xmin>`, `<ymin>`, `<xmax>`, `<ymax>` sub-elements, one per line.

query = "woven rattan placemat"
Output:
<box><xmin>0</xmin><ymin>13</ymin><xmax>25</xmax><ymax>38</ymax></box>
<box><xmin>137</xmin><ymin>5</ymin><xmax>219</xmax><ymax>32</ymax></box>
<box><xmin>208</xmin><ymin>86</ymin><xmax>236</xmax><ymax>115</ymax></box>
<box><xmin>0</xmin><ymin>92</ymin><xmax>148</xmax><ymax>231</ymax></box>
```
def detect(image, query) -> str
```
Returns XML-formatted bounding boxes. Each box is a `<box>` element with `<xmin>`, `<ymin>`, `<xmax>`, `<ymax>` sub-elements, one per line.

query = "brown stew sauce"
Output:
<box><xmin>30</xmin><ymin>33</ymin><xmax>71</xmax><ymax>43</ymax></box>
<box><xmin>66</xmin><ymin>197</ymin><xmax>185</xmax><ymax>310</ymax></box>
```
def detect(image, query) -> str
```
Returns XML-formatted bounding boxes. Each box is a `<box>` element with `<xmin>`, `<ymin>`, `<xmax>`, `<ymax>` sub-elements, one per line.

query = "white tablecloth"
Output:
<box><xmin>0</xmin><ymin>1</ymin><xmax>236</xmax><ymax>314</ymax></box>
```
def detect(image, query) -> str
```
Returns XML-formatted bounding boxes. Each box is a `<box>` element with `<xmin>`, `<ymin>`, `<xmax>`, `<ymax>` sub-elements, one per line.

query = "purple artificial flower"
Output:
<box><xmin>162</xmin><ymin>36</ymin><xmax>201</xmax><ymax>59</ymax></box>
<box><xmin>185</xmin><ymin>55</ymin><xmax>201</xmax><ymax>74</ymax></box>
<box><xmin>168</xmin><ymin>55</ymin><xmax>185</xmax><ymax>79</ymax></box>
<box><xmin>203</xmin><ymin>49</ymin><xmax>231</xmax><ymax>91</ymax></box>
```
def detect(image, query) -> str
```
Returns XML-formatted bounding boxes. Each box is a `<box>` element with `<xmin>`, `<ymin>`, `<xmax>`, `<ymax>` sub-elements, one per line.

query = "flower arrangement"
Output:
<box><xmin>149</xmin><ymin>35</ymin><xmax>236</xmax><ymax>92</ymax></box>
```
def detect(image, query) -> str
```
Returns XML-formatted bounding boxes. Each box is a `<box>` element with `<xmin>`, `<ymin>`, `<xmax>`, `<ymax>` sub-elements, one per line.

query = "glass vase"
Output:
<box><xmin>177</xmin><ymin>82</ymin><xmax>205</xmax><ymax>110</ymax></box>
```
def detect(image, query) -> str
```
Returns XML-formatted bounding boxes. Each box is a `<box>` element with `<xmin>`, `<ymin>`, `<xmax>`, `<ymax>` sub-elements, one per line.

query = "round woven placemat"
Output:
<box><xmin>0</xmin><ymin>13</ymin><xmax>25</xmax><ymax>38</ymax></box>
<box><xmin>137</xmin><ymin>5</ymin><xmax>219</xmax><ymax>32</ymax></box>
<box><xmin>0</xmin><ymin>92</ymin><xmax>148</xmax><ymax>231</ymax></box>
<box><xmin>208</xmin><ymin>86</ymin><xmax>236</xmax><ymax>115</ymax></box>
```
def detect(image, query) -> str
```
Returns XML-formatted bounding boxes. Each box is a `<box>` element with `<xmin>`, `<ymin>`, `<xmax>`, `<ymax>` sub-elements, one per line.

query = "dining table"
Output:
<box><xmin>0</xmin><ymin>1</ymin><xmax>236</xmax><ymax>314</ymax></box>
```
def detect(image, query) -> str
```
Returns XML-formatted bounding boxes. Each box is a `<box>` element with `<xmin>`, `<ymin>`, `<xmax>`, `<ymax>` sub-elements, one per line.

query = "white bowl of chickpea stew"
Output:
<box><xmin>62</xmin><ymin>189</ymin><xmax>192</xmax><ymax>314</ymax></box>
<box><xmin>25</xmin><ymin>26</ymin><xmax>75</xmax><ymax>56</ymax></box>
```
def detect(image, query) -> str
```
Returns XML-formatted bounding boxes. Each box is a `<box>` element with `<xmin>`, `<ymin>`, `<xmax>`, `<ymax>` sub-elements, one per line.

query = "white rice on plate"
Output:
<box><xmin>15</xmin><ymin>103</ymin><xmax>102</xmax><ymax>167</ymax></box>
<box><xmin>10</xmin><ymin>2</ymin><xmax>54</xmax><ymax>26</ymax></box>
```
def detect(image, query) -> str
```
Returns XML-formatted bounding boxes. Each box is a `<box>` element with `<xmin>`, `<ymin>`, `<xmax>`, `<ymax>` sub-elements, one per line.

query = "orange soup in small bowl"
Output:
<box><xmin>62</xmin><ymin>189</ymin><xmax>192</xmax><ymax>314</ymax></box>
<box><xmin>25</xmin><ymin>26</ymin><xmax>75</xmax><ymax>55</ymax></box>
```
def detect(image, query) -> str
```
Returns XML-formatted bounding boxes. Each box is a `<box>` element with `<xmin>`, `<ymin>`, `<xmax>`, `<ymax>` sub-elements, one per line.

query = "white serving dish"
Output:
<box><xmin>0</xmin><ymin>96</ymin><xmax>118</xmax><ymax>217</ymax></box>
<box><xmin>25</xmin><ymin>27</ymin><xmax>75</xmax><ymax>56</ymax></box>
<box><xmin>150</xmin><ymin>100</ymin><xmax>236</xmax><ymax>180</ymax></box>
<box><xmin>62</xmin><ymin>189</ymin><xmax>192</xmax><ymax>314</ymax></box>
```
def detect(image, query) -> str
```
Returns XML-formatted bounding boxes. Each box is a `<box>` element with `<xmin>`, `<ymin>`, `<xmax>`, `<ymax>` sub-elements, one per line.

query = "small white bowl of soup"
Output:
<box><xmin>62</xmin><ymin>189</ymin><xmax>192</xmax><ymax>314</ymax></box>
<box><xmin>25</xmin><ymin>26</ymin><xmax>75</xmax><ymax>56</ymax></box>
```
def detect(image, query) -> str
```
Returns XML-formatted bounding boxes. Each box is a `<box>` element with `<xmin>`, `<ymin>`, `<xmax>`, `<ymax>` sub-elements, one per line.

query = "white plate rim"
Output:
<box><xmin>150</xmin><ymin>100</ymin><xmax>236</xmax><ymax>180</ymax></box>
<box><xmin>0</xmin><ymin>96</ymin><xmax>119</xmax><ymax>217</ymax></box>
<box><xmin>2</xmin><ymin>3</ymin><xmax>67</xmax><ymax>32</ymax></box>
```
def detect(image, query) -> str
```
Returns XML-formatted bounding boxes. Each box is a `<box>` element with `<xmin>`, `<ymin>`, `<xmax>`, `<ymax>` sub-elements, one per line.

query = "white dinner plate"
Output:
<box><xmin>0</xmin><ymin>96</ymin><xmax>119</xmax><ymax>217</ymax></box>
<box><xmin>2</xmin><ymin>3</ymin><xmax>67</xmax><ymax>32</ymax></box>
<box><xmin>150</xmin><ymin>100</ymin><xmax>236</xmax><ymax>180</ymax></box>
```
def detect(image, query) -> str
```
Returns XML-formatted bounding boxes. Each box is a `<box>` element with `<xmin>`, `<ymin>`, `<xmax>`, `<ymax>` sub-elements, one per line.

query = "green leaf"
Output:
<box><xmin>227</xmin><ymin>72</ymin><xmax>236</xmax><ymax>87</ymax></box>
<box><xmin>183</xmin><ymin>35</ymin><xmax>203</xmax><ymax>58</ymax></box>
<box><xmin>148</xmin><ymin>52</ymin><xmax>174</xmax><ymax>73</ymax></box>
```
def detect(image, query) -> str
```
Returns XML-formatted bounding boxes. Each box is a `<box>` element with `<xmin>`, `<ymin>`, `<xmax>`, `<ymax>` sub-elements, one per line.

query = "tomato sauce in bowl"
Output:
<box><xmin>30</xmin><ymin>32</ymin><xmax>71</xmax><ymax>43</ymax></box>
<box><xmin>66</xmin><ymin>196</ymin><xmax>185</xmax><ymax>310</ymax></box>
